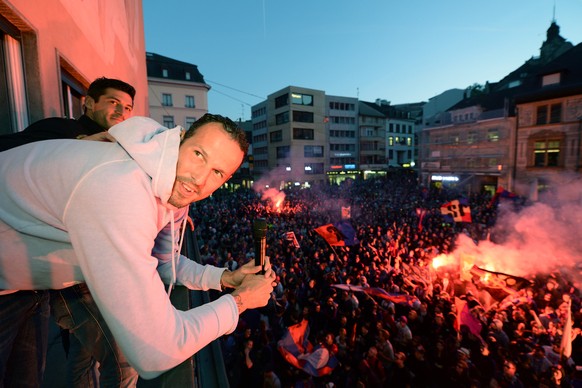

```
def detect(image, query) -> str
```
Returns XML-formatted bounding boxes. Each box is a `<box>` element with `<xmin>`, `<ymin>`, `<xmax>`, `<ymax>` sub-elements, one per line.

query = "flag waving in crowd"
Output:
<box><xmin>441</xmin><ymin>199</ymin><xmax>472</xmax><ymax>223</ymax></box>
<box><xmin>488</xmin><ymin>186</ymin><xmax>520</xmax><ymax>208</ymax></box>
<box><xmin>314</xmin><ymin>222</ymin><xmax>359</xmax><ymax>247</ymax></box>
<box><xmin>277</xmin><ymin>320</ymin><xmax>338</xmax><ymax>377</ymax></box>
<box><xmin>314</xmin><ymin>224</ymin><xmax>346</xmax><ymax>246</ymax></box>
<box><xmin>283</xmin><ymin>231</ymin><xmax>300</xmax><ymax>249</ymax></box>
<box><xmin>468</xmin><ymin>265</ymin><xmax>532</xmax><ymax>301</ymax></box>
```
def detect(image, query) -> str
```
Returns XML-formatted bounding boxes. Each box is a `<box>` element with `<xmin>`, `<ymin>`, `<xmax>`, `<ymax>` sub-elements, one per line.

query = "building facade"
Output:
<box><xmin>358</xmin><ymin>101</ymin><xmax>388</xmax><ymax>178</ymax></box>
<box><xmin>418</xmin><ymin>21</ymin><xmax>578</xmax><ymax>195</ymax></box>
<box><xmin>514</xmin><ymin>43</ymin><xmax>582</xmax><ymax>196</ymax></box>
<box><xmin>146</xmin><ymin>52</ymin><xmax>210</xmax><ymax>130</ymax></box>
<box><xmin>0</xmin><ymin>0</ymin><xmax>148</xmax><ymax>134</ymax></box>
<box><xmin>325</xmin><ymin>95</ymin><xmax>359</xmax><ymax>183</ymax></box>
<box><xmin>252</xmin><ymin>86</ymin><xmax>328</xmax><ymax>188</ymax></box>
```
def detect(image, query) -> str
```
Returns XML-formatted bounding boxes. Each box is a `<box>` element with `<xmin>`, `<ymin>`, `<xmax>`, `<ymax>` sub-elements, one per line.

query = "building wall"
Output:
<box><xmin>386</xmin><ymin>118</ymin><xmax>415</xmax><ymax>168</ymax></box>
<box><xmin>259</xmin><ymin>86</ymin><xmax>327</xmax><ymax>187</ymax></box>
<box><xmin>0</xmin><ymin>0</ymin><xmax>148</xmax><ymax>132</ymax></box>
<box><xmin>325</xmin><ymin>94</ymin><xmax>359</xmax><ymax>182</ymax></box>
<box><xmin>148</xmin><ymin>79</ymin><xmax>209</xmax><ymax>129</ymax></box>
<box><xmin>420</xmin><ymin>115</ymin><xmax>515</xmax><ymax>193</ymax></box>
<box><xmin>515</xmin><ymin>93</ymin><xmax>582</xmax><ymax>192</ymax></box>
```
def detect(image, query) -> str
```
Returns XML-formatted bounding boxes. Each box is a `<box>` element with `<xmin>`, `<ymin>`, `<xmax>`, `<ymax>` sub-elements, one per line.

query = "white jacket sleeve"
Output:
<box><xmin>64</xmin><ymin>164</ymin><xmax>238</xmax><ymax>379</ymax></box>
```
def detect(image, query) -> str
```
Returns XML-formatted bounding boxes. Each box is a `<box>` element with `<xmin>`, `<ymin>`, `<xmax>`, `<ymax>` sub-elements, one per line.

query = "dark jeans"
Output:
<box><xmin>0</xmin><ymin>290</ymin><xmax>50</xmax><ymax>388</ymax></box>
<box><xmin>50</xmin><ymin>284</ymin><xmax>138</xmax><ymax>388</ymax></box>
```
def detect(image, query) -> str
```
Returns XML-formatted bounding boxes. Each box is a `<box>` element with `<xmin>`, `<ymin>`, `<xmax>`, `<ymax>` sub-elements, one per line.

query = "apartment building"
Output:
<box><xmin>326</xmin><ymin>95</ymin><xmax>359</xmax><ymax>184</ymax></box>
<box><xmin>514</xmin><ymin>42</ymin><xmax>582</xmax><ymax>194</ymax></box>
<box><xmin>252</xmin><ymin>86</ymin><xmax>327</xmax><ymax>188</ymax></box>
<box><xmin>419</xmin><ymin>21</ymin><xmax>576</xmax><ymax>194</ymax></box>
<box><xmin>358</xmin><ymin>101</ymin><xmax>388</xmax><ymax>178</ymax></box>
<box><xmin>146</xmin><ymin>52</ymin><xmax>210</xmax><ymax>130</ymax></box>
<box><xmin>0</xmin><ymin>0</ymin><xmax>148</xmax><ymax>134</ymax></box>
<box><xmin>363</xmin><ymin>100</ymin><xmax>417</xmax><ymax>169</ymax></box>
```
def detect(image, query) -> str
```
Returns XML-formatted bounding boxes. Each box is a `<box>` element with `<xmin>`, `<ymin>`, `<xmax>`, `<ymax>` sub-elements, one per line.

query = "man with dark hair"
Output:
<box><xmin>0</xmin><ymin>76</ymin><xmax>135</xmax><ymax>151</ymax></box>
<box><xmin>0</xmin><ymin>113</ymin><xmax>275</xmax><ymax>383</ymax></box>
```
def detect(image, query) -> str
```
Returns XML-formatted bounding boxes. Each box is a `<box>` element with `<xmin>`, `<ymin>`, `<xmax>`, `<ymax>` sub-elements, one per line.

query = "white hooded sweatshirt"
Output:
<box><xmin>0</xmin><ymin>116</ymin><xmax>239</xmax><ymax>379</ymax></box>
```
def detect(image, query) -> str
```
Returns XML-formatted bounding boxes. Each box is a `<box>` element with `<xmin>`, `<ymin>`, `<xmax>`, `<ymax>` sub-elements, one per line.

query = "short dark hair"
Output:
<box><xmin>182</xmin><ymin>113</ymin><xmax>249</xmax><ymax>155</ymax></box>
<box><xmin>87</xmin><ymin>77</ymin><xmax>136</xmax><ymax>104</ymax></box>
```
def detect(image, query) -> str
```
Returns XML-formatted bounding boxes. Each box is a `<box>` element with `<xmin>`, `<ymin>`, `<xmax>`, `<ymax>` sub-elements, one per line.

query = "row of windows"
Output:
<box><xmin>438</xmin><ymin>157</ymin><xmax>501</xmax><ymax>169</ymax></box>
<box><xmin>329</xmin><ymin>101</ymin><xmax>356</xmax><ymax>111</ymax></box>
<box><xmin>252</xmin><ymin>106</ymin><xmax>266</xmax><ymax>117</ymax></box>
<box><xmin>536</xmin><ymin>103</ymin><xmax>561</xmax><ymax>125</ymax></box>
<box><xmin>275</xmin><ymin>110</ymin><xmax>315</xmax><ymax>125</ymax></box>
<box><xmin>161</xmin><ymin>93</ymin><xmax>196</xmax><ymax>108</ymax></box>
<box><xmin>388</xmin><ymin>136</ymin><xmax>412</xmax><ymax>146</ymax></box>
<box><xmin>269</xmin><ymin>128</ymin><xmax>315</xmax><ymax>142</ymax></box>
<box><xmin>452</xmin><ymin>112</ymin><xmax>476</xmax><ymax>122</ymax></box>
<box><xmin>330</xmin><ymin>130</ymin><xmax>356</xmax><ymax>138</ymax></box>
<box><xmin>253</xmin><ymin>120</ymin><xmax>267</xmax><ymax>130</ymax></box>
<box><xmin>329</xmin><ymin>116</ymin><xmax>356</xmax><ymax>125</ymax></box>
<box><xmin>275</xmin><ymin>145</ymin><xmax>325</xmax><ymax>159</ymax></box>
<box><xmin>388</xmin><ymin>123</ymin><xmax>413</xmax><ymax>134</ymax></box>
<box><xmin>253</xmin><ymin>133</ymin><xmax>268</xmax><ymax>143</ymax></box>
<box><xmin>275</xmin><ymin>92</ymin><xmax>315</xmax><ymax>109</ymax></box>
<box><xmin>431</xmin><ymin>128</ymin><xmax>500</xmax><ymax>144</ymax></box>
<box><xmin>160</xmin><ymin>68</ymin><xmax>194</xmax><ymax>81</ymax></box>
<box><xmin>330</xmin><ymin>144</ymin><xmax>356</xmax><ymax>152</ymax></box>
<box><xmin>162</xmin><ymin>116</ymin><xmax>197</xmax><ymax>129</ymax></box>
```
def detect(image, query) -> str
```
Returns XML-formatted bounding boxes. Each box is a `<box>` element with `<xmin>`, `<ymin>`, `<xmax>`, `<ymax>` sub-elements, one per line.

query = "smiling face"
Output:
<box><xmin>168</xmin><ymin>122</ymin><xmax>244</xmax><ymax>208</ymax></box>
<box><xmin>85</xmin><ymin>87</ymin><xmax>134</xmax><ymax>129</ymax></box>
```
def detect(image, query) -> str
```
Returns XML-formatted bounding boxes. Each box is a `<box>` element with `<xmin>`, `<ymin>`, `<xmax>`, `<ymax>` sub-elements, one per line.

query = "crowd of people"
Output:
<box><xmin>192</xmin><ymin>172</ymin><xmax>582</xmax><ymax>388</ymax></box>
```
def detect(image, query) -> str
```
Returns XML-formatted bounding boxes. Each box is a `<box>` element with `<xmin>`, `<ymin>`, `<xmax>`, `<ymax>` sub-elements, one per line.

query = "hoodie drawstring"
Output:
<box><xmin>167</xmin><ymin>210</ymin><xmax>187</xmax><ymax>298</ymax></box>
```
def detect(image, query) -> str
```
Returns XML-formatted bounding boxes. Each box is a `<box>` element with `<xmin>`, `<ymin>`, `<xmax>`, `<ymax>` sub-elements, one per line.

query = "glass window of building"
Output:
<box><xmin>185</xmin><ymin>95</ymin><xmax>195</xmax><ymax>108</ymax></box>
<box><xmin>276</xmin><ymin>145</ymin><xmax>290</xmax><ymax>159</ymax></box>
<box><xmin>163</xmin><ymin>115</ymin><xmax>175</xmax><ymax>128</ymax></box>
<box><xmin>276</xmin><ymin>111</ymin><xmax>289</xmax><ymax>125</ymax></box>
<box><xmin>270</xmin><ymin>130</ymin><xmax>282</xmax><ymax>142</ymax></box>
<box><xmin>293</xmin><ymin>110</ymin><xmax>314</xmax><ymax>123</ymax></box>
<box><xmin>162</xmin><ymin>93</ymin><xmax>173</xmax><ymax>106</ymax></box>
<box><xmin>549</xmin><ymin>103</ymin><xmax>561</xmax><ymax>123</ymax></box>
<box><xmin>185</xmin><ymin>116</ymin><xmax>197</xmax><ymax>129</ymax></box>
<box><xmin>293</xmin><ymin>128</ymin><xmax>314</xmax><ymax>140</ymax></box>
<box><xmin>534</xmin><ymin>140</ymin><xmax>561</xmax><ymax>167</ymax></box>
<box><xmin>304</xmin><ymin>163</ymin><xmax>324</xmax><ymax>174</ymax></box>
<box><xmin>291</xmin><ymin>93</ymin><xmax>313</xmax><ymax>106</ymax></box>
<box><xmin>487</xmin><ymin>129</ymin><xmax>499</xmax><ymax>142</ymax></box>
<box><xmin>304</xmin><ymin>145</ymin><xmax>323</xmax><ymax>157</ymax></box>
<box><xmin>0</xmin><ymin>26</ymin><xmax>29</xmax><ymax>133</ymax></box>
<box><xmin>275</xmin><ymin>93</ymin><xmax>288</xmax><ymax>108</ymax></box>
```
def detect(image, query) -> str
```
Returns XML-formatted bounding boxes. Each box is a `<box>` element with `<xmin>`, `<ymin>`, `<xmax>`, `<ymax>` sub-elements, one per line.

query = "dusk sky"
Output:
<box><xmin>142</xmin><ymin>0</ymin><xmax>582</xmax><ymax>122</ymax></box>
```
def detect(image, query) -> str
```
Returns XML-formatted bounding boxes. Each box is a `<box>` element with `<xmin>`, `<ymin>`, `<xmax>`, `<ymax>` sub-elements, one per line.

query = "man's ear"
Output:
<box><xmin>85</xmin><ymin>96</ymin><xmax>95</xmax><ymax>111</ymax></box>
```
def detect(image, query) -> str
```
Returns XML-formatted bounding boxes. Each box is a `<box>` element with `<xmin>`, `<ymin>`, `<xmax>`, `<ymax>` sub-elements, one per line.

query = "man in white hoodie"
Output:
<box><xmin>0</xmin><ymin>113</ymin><xmax>276</xmax><ymax>382</ymax></box>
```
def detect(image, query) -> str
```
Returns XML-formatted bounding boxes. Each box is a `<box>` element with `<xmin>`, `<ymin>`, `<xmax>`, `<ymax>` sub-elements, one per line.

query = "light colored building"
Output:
<box><xmin>358</xmin><ymin>101</ymin><xmax>388</xmax><ymax>178</ymax></box>
<box><xmin>420</xmin><ymin>98</ymin><xmax>515</xmax><ymax>194</ymax></box>
<box><xmin>419</xmin><ymin>21</ymin><xmax>577</xmax><ymax>194</ymax></box>
<box><xmin>252</xmin><ymin>86</ymin><xmax>327</xmax><ymax>188</ymax></box>
<box><xmin>514</xmin><ymin>42</ymin><xmax>582</xmax><ymax>196</ymax></box>
<box><xmin>146</xmin><ymin>52</ymin><xmax>210</xmax><ymax>130</ymax></box>
<box><xmin>364</xmin><ymin>100</ymin><xmax>417</xmax><ymax>169</ymax></box>
<box><xmin>0</xmin><ymin>0</ymin><xmax>147</xmax><ymax>134</ymax></box>
<box><xmin>325</xmin><ymin>95</ymin><xmax>359</xmax><ymax>183</ymax></box>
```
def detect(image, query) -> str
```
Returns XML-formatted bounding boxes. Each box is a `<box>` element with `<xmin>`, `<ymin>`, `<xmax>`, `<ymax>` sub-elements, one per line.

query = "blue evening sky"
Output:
<box><xmin>142</xmin><ymin>0</ymin><xmax>582</xmax><ymax>122</ymax></box>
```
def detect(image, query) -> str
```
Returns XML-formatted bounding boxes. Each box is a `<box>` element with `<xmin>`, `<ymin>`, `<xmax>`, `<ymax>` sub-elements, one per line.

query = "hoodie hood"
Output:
<box><xmin>109</xmin><ymin>117</ymin><xmax>183</xmax><ymax>205</ymax></box>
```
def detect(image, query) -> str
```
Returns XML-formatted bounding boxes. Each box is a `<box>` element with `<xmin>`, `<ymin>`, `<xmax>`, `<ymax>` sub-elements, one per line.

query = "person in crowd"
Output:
<box><xmin>0</xmin><ymin>113</ymin><xmax>276</xmax><ymax>381</ymax></box>
<box><xmin>0</xmin><ymin>76</ymin><xmax>136</xmax><ymax>387</ymax></box>
<box><xmin>490</xmin><ymin>359</ymin><xmax>525</xmax><ymax>388</ymax></box>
